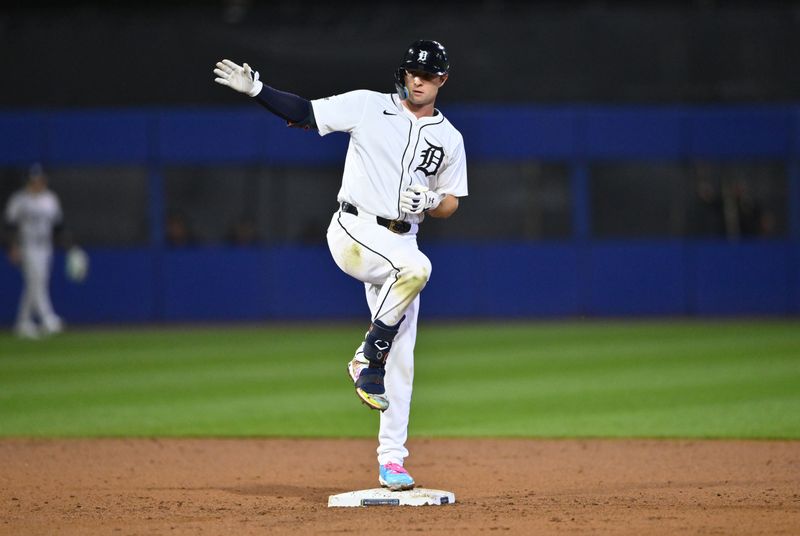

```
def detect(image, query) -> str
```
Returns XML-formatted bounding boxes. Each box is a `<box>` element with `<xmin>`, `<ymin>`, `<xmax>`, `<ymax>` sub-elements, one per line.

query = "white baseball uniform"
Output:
<box><xmin>314</xmin><ymin>90</ymin><xmax>468</xmax><ymax>466</ymax></box>
<box><xmin>5</xmin><ymin>186</ymin><xmax>64</xmax><ymax>336</ymax></box>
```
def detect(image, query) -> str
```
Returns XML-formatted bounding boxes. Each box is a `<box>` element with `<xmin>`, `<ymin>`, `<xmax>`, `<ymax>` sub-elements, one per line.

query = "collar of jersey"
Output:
<box><xmin>390</xmin><ymin>94</ymin><xmax>442</xmax><ymax>123</ymax></box>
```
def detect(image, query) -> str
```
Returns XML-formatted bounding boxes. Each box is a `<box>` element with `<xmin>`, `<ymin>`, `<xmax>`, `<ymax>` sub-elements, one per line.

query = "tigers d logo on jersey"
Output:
<box><xmin>415</xmin><ymin>138</ymin><xmax>445</xmax><ymax>177</ymax></box>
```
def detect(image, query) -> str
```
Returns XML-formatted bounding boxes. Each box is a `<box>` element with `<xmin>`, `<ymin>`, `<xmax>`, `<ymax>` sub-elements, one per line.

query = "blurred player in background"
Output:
<box><xmin>4</xmin><ymin>164</ymin><xmax>68</xmax><ymax>339</ymax></box>
<box><xmin>214</xmin><ymin>40</ymin><xmax>468</xmax><ymax>490</ymax></box>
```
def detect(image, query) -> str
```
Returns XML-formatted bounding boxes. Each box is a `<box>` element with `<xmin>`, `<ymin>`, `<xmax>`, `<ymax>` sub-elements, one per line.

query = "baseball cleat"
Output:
<box><xmin>14</xmin><ymin>323</ymin><xmax>40</xmax><ymax>340</ymax></box>
<box><xmin>379</xmin><ymin>463</ymin><xmax>415</xmax><ymax>491</ymax></box>
<box><xmin>347</xmin><ymin>357</ymin><xmax>389</xmax><ymax>412</ymax></box>
<box><xmin>41</xmin><ymin>316</ymin><xmax>64</xmax><ymax>336</ymax></box>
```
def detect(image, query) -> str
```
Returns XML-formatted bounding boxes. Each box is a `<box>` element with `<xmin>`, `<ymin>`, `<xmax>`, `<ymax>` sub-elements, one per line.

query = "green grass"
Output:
<box><xmin>0</xmin><ymin>320</ymin><xmax>798</xmax><ymax>439</ymax></box>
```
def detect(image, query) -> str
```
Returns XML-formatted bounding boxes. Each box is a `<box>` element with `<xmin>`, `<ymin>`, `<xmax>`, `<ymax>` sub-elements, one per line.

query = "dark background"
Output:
<box><xmin>1</xmin><ymin>1</ymin><xmax>798</xmax><ymax>323</ymax></box>
<box><xmin>2</xmin><ymin>0</ymin><xmax>799</xmax><ymax>108</ymax></box>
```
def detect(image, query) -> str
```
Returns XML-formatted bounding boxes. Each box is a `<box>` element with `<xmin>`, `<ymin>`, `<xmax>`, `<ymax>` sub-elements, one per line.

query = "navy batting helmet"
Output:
<box><xmin>394</xmin><ymin>40</ymin><xmax>449</xmax><ymax>100</ymax></box>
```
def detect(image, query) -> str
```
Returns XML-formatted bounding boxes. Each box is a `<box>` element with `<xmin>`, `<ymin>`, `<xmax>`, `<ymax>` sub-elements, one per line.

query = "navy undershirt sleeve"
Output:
<box><xmin>254</xmin><ymin>85</ymin><xmax>315</xmax><ymax>128</ymax></box>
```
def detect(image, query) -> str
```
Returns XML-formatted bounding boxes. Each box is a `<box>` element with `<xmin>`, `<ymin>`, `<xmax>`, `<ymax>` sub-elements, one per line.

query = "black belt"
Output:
<box><xmin>340</xmin><ymin>202</ymin><xmax>411</xmax><ymax>234</ymax></box>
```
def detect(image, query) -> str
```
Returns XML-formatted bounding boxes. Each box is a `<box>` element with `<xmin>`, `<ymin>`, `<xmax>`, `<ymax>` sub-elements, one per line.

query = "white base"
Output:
<box><xmin>328</xmin><ymin>487</ymin><xmax>455</xmax><ymax>507</ymax></box>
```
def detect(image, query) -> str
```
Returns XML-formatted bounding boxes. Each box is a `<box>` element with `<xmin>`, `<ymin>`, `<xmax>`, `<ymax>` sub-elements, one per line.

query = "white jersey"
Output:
<box><xmin>312</xmin><ymin>90</ymin><xmax>468</xmax><ymax>224</ymax></box>
<box><xmin>4</xmin><ymin>189</ymin><xmax>62</xmax><ymax>250</ymax></box>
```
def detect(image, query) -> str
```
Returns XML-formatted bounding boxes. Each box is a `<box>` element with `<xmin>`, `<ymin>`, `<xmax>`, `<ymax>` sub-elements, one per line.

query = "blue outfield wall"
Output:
<box><xmin>0</xmin><ymin>241</ymin><xmax>796</xmax><ymax>324</ymax></box>
<box><xmin>0</xmin><ymin>104</ymin><xmax>799</xmax><ymax>323</ymax></box>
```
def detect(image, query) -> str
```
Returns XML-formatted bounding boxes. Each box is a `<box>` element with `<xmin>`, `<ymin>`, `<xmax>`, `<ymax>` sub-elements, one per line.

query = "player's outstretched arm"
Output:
<box><xmin>214</xmin><ymin>59</ymin><xmax>263</xmax><ymax>97</ymax></box>
<box><xmin>213</xmin><ymin>58</ymin><xmax>315</xmax><ymax>129</ymax></box>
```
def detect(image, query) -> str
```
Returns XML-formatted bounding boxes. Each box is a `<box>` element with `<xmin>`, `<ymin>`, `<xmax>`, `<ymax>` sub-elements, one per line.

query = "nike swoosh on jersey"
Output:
<box><xmin>383</xmin><ymin>110</ymin><xmax>398</xmax><ymax>116</ymax></box>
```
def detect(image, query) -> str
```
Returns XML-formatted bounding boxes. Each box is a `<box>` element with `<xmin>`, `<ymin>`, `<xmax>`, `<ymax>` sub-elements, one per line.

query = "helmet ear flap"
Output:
<box><xmin>394</xmin><ymin>68</ymin><xmax>409</xmax><ymax>100</ymax></box>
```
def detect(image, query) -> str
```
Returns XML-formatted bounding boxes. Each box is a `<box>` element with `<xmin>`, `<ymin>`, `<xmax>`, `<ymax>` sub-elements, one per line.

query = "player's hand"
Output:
<box><xmin>399</xmin><ymin>184</ymin><xmax>443</xmax><ymax>215</ymax></box>
<box><xmin>65</xmin><ymin>246</ymin><xmax>89</xmax><ymax>283</ymax></box>
<box><xmin>213</xmin><ymin>59</ymin><xmax>263</xmax><ymax>97</ymax></box>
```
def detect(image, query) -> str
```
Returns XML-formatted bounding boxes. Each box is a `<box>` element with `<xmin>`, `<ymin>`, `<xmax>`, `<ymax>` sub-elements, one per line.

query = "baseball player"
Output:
<box><xmin>214</xmin><ymin>40</ymin><xmax>468</xmax><ymax>491</ymax></box>
<box><xmin>4</xmin><ymin>164</ymin><xmax>66</xmax><ymax>339</ymax></box>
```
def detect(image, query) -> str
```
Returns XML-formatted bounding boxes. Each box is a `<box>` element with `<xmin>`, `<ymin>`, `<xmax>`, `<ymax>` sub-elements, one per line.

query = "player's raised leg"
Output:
<box><xmin>330</xmin><ymin>212</ymin><xmax>429</xmax><ymax>411</ymax></box>
<box><xmin>348</xmin><ymin>315</ymin><xmax>402</xmax><ymax>411</ymax></box>
<box><xmin>346</xmin><ymin>247</ymin><xmax>429</xmax><ymax>412</ymax></box>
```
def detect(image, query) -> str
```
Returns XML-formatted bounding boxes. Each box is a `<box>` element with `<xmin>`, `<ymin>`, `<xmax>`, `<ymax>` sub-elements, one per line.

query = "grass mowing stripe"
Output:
<box><xmin>0</xmin><ymin>358</ymin><xmax>337</xmax><ymax>397</ymax></box>
<box><xmin>0</xmin><ymin>320</ymin><xmax>797</xmax><ymax>438</ymax></box>
<box><xmin>417</xmin><ymin>367</ymin><xmax>800</xmax><ymax>403</ymax></box>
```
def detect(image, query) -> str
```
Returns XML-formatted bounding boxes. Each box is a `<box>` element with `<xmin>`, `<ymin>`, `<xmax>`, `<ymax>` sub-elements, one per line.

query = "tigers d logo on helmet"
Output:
<box><xmin>394</xmin><ymin>40</ymin><xmax>449</xmax><ymax>100</ymax></box>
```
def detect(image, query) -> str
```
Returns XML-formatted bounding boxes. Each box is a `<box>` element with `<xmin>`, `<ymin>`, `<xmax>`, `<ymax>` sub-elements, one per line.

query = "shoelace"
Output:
<box><xmin>384</xmin><ymin>462</ymin><xmax>408</xmax><ymax>475</ymax></box>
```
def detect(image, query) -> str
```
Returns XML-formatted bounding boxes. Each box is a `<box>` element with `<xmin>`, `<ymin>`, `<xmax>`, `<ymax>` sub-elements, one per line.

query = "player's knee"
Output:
<box><xmin>416</xmin><ymin>254</ymin><xmax>433</xmax><ymax>282</ymax></box>
<box><xmin>402</xmin><ymin>254</ymin><xmax>432</xmax><ymax>290</ymax></box>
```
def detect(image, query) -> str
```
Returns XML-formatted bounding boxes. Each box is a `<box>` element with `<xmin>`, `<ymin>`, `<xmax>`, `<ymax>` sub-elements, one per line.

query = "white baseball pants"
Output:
<box><xmin>16</xmin><ymin>246</ymin><xmax>61</xmax><ymax>333</ymax></box>
<box><xmin>327</xmin><ymin>208</ymin><xmax>431</xmax><ymax>466</ymax></box>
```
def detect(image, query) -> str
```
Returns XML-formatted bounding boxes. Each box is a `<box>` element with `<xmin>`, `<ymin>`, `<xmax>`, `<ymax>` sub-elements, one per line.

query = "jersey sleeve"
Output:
<box><xmin>310</xmin><ymin>90</ymin><xmax>371</xmax><ymax>136</ymax></box>
<box><xmin>436</xmin><ymin>135</ymin><xmax>468</xmax><ymax>197</ymax></box>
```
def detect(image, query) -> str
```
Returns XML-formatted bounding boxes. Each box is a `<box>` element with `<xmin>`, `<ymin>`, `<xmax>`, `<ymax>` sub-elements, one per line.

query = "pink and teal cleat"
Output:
<box><xmin>379</xmin><ymin>463</ymin><xmax>415</xmax><ymax>491</ymax></box>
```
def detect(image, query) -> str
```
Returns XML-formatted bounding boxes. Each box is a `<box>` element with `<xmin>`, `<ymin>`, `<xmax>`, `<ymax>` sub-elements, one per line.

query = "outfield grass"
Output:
<box><xmin>0</xmin><ymin>320</ymin><xmax>798</xmax><ymax>439</ymax></box>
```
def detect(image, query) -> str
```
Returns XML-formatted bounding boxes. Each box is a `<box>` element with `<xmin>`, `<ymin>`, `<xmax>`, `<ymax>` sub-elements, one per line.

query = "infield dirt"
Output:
<box><xmin>1</xmin><ymin>438</ymin><xmax>798</xmax><ymax>535</ymax></box>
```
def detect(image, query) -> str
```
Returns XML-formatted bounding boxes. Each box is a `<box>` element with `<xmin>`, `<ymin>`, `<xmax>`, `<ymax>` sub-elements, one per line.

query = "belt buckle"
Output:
<box><xmin>387</xmin><ymin>220</ymin><xmax>403</xmax><ymax>234</ymax></box>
